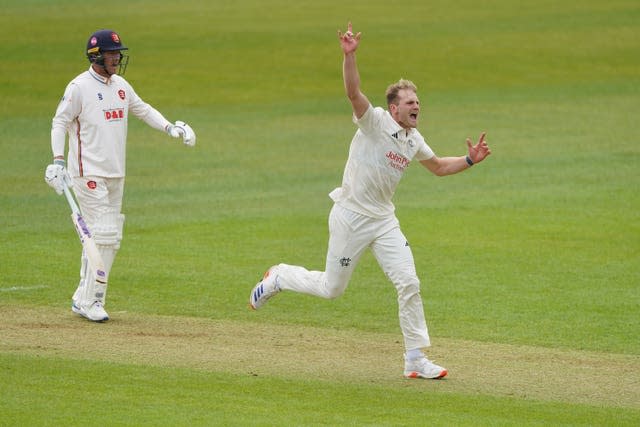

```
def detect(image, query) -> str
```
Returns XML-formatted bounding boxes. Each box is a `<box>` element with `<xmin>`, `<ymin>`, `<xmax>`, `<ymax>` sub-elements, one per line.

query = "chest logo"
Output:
<box><xmin>118</xmin><ymin>89</ymin><xmax>126</xmax><ymax>100</ymax></box>
<box><xmin>386</xmin><ymin>150</ymin><xmax>410</xmax><ymax>172</ymax></box>
<box><xmin>104</xmin><ymin>108</ymin><xmax>125</xmax><ymax>121</ymax></box>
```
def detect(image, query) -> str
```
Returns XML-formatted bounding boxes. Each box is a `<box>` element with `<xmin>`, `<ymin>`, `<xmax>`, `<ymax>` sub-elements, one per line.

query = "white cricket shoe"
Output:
<box><xmin>72</xmin><ymin>301</ymin><xmax>109</xmax><ymax>322</ymax></box>
<box><xmin>404</xmin><ymin>356</ymin><xmax>448</xmax><ymax>379</ymax></box>
<box><xmin>249</xmin><ymin>266</ymin><xmax>281</xmax><ymax>310</ymax></box>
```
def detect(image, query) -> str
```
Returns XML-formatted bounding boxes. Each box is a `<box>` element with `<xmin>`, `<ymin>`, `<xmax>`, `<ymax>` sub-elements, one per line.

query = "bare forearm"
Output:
<box><xmin>421</xmin><ymin>156</ymin><xmax>472</xmax><ymax>176</ymax></box>
<box><xmin>437</xmin><ymin>156</ymin><xmax>471</xmax><ymax>176</ymax></box>
<box><xmin>343</xmin><ymin>52</ymin><xmax>360</xmax><ymax>100</ymax></box>
<box><xmin>342</xmin><ymin>51</ymin><xmax>369</xmax><ymax>118</ymax></box>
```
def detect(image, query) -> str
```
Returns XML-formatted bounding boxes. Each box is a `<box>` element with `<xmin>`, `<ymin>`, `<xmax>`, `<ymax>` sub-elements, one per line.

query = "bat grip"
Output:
<box><xmin>62</xmin><ymin>182</ymin><xmax>80</xmax><ymax>214</ymax></box>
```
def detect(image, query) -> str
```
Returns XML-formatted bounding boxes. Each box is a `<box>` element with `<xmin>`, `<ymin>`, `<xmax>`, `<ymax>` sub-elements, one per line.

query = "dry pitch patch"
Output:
<box><xmin>1</xmin><ymin>304</ymin><xmax>638</xmax><ymax>408</ymax></box>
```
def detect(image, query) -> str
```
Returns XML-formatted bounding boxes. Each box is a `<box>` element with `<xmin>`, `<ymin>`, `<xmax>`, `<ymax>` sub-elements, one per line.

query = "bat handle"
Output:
<box><xmin>62</xmin><ymin>182</ymin><xmax>80</xmax><ymax>214</ymax></box>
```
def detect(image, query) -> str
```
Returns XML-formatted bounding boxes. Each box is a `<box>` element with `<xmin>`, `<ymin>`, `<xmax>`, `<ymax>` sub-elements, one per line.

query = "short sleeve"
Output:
<box><xmin>353</xmin><ymin>104</ymin><xmax>382</xmax><ymax>134</ymax></box>
<box><xmin>414</xmin><ymin>139</ymin><xmax>435</xmax><ymax>161</ymax></box>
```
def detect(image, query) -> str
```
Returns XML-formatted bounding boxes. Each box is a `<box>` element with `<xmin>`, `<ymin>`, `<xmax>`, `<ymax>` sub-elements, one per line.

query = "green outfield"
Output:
<box><xmin>1</xmin><ymin>0</ymin><xmax>639</xmax><ymax>425</ymax></box>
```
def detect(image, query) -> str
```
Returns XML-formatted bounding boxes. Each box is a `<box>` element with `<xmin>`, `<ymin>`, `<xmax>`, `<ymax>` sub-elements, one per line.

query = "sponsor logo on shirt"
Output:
<box><xmin>104</xmin><ymin>108</ymin><xmax>125</xmax><ymax>121</ymax></box>
<box><xmin>386</xmin><ymin>150</ymin><xmax>410</xmax><ymax>172</ymax></box>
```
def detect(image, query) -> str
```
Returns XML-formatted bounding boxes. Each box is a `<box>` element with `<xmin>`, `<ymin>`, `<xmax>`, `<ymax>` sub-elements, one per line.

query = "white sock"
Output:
<box><xmin>406</xmin><ymin>349</ymin><xmax>424</xmax><ymax>361</ymax></box>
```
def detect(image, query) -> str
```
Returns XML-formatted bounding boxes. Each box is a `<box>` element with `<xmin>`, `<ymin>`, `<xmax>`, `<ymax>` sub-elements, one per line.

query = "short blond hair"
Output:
<box><xmin>385</xmin><ymin>79</ymin><xmax>418</xmax><ymax>106</ymax></box>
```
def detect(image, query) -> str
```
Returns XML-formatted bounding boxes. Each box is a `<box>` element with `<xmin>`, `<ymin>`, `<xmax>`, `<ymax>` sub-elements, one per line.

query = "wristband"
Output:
<box><xmin>53</xmin><ymin>158</ymin><xmax>66</xmax><ymax>167</ymax></box>
<box><xmin>465</xmin><ymin>155</ymin><xmax>474</xmax><ymax>166</ymax></box>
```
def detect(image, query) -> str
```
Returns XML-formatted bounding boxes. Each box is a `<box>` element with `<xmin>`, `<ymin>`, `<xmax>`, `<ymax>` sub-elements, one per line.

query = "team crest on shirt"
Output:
<box><xmin>118</xmin><ymin>89</ymin><xmax>126</xmax><ymax>100</ymax></box>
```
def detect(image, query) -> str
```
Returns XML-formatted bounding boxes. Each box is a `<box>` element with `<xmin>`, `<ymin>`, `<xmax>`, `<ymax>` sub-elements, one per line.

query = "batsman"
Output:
<box><xmin>45</xmin><ymin>29</ymin><xmax>196</xmax><ymax>322</ymax></box>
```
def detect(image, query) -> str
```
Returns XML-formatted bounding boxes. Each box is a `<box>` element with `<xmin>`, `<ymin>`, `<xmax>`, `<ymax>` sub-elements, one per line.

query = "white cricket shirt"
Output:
<box><xmin>329</xmin><ymin>104</ymin><xmax>435</xmax><ymax>218</ymax></box>
<box><xmin>51</xmin><ymin>66</ymin><xmax>171</xmax><ymax>177</ymax></box>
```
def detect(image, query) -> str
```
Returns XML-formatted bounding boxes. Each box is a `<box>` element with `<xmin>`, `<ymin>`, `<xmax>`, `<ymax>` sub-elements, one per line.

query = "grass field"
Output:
<box><xmin>1</xmin><ymin>0</ymin><xmax>639</xmax><ymax>425</ymax></box>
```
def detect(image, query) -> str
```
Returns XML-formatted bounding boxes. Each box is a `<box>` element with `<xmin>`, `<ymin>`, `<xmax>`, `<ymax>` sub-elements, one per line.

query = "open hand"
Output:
<box><xmin>466</xmin><ymin>132</ymin><xmax>491</xmax><ymax>164</ymax></box>
<box><xmin>338</xmin><ymin>22</ymin><xmax>361</xmax><ymax>54</ymax></box>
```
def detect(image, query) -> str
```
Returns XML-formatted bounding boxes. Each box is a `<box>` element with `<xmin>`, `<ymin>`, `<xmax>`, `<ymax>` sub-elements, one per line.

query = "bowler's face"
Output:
<box><xmin>390</xmin><ymin>89</ymin><xmax>420</xmax><ymax>129</ymax></box>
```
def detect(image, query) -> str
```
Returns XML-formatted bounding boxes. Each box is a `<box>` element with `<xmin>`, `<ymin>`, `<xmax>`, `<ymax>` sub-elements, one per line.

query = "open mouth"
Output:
<box><xmin>410</xmin><ymin>113</ymin><xmax>418</xmax><ymax>120</ymax></box>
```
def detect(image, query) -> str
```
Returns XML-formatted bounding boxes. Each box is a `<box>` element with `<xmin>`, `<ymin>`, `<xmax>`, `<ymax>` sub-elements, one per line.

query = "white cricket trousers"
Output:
<box><xmin>71</xmin><ymin>177</ymin><xmax>124</xmax><ymax>305</ymax></box>
<box><xmin>277</xmin><ymin>203</ymin><xmax>431</xmax><ymax>350</ymax></box>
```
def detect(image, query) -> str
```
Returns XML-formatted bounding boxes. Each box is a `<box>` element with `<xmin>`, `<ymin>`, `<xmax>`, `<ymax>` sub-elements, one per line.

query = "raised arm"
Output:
<box><xmin>420</xmin><ymin>132</ymin><xmax>492</xmax><ymax>176</ymax></box>
<box><xmin>338</xmin><ymin>22</ymin><xmax>369</xmax><ymax>119</ymax></box>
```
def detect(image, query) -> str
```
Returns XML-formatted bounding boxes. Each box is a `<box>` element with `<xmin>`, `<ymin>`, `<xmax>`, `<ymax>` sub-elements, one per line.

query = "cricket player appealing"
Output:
<box><xmin>249</xmin><ymin>23</ymin><xmax>491</xmax><ymax>379</ymax></box>
<box><xmin>45</xmin><ymin>29</ymin><xmax>196</xmax><ymax>322</ymax></box>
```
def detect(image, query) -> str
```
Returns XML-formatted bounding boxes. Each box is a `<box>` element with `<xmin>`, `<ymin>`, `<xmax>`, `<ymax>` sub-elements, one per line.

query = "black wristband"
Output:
<box><xmin>465</xmin><ymin>155</ymin><xmax>474</xmax><ymax>166</ymax></box>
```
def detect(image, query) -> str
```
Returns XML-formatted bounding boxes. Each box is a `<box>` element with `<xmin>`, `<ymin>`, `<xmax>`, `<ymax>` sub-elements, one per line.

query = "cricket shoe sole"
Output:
<box><xmin>249</xmin><ymin>266</ymin><xmax>281</xmax><ymax>310</ymax></box>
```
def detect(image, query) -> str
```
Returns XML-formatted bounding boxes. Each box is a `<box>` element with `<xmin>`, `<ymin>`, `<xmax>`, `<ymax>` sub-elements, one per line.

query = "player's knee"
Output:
<box><xmin>325</xmin><ymin>286</ymin><xmax>345</xmax><ymax>299</ymax></box>
<box><xmin>391</xmin><ymin>272</ymin><xmax>421</xmax><ymax>298</ymax></box>
<box><xmin>324</xmin><ymin>279</ymin><xmax>347</xmax><ymax>299</ymax></box>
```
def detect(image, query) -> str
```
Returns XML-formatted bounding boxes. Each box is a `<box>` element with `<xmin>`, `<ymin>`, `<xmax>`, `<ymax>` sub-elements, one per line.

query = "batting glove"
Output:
<box><xmin>44</xmin><ymin>159</ymin><xmax>72</xmax><ymax>195</ymax></box>
<box><xmin>167</xmin><ymin>120</ymin><xmax>196</xmax><ymax>147</ymax></box>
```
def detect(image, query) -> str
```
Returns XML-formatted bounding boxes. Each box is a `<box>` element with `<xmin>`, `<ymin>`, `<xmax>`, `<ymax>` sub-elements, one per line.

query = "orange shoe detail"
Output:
<box><xmin>436</xmin><ymin>369</ymin><xmax>448</xmax><ymax>379</ymax></box>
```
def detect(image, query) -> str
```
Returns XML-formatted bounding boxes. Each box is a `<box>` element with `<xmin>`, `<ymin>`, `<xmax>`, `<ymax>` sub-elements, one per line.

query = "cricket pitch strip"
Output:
<box><xmin>1</xmin><ymin>304</ymin><xmax>638</xmax><ymax>408</ymax></box>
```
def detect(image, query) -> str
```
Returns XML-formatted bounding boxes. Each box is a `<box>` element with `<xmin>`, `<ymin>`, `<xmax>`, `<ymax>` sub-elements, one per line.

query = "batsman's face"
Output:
<box><xmin>390</xmin><ymin>89</ymin><xmax>420</xmax><ymax>129</ymax></box>
<box><xmin>102</xmin><ymin>51</ymin><xmax>123</xmax><ymax>76</ymax></box>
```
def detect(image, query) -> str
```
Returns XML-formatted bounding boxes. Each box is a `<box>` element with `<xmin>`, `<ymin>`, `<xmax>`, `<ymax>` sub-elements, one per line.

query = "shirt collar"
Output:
<box><xmin>88</xmin><ymin>66</ymin><xmax>111</xmax><ymax>85</ymax></box>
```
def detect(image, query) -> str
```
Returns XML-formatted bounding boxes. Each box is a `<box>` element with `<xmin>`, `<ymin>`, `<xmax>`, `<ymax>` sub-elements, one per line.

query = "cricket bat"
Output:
<box><xmin>62</xmin><ymin>183</ymin><xmax>108</xmax><ymax>284</ymax></box>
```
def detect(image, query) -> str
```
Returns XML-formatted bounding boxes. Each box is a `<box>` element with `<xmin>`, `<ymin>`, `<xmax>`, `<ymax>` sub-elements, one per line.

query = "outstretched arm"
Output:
<box><xmin>421</xmin><ymin>132</ymin><xmax>491</xmax><ymax>176</ymax></box>
<box><xmin>338</xmin><ymin>22</ymin><xmax>369</xmax><ymax>119</ymax></box>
